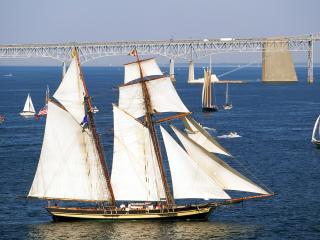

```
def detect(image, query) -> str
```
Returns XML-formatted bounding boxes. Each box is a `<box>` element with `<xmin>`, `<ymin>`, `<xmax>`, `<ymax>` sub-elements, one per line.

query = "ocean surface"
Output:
<box><xmin>0</xmin><ymin>65</ymin><xmax>319</xmax><ymax>239</ymax></box>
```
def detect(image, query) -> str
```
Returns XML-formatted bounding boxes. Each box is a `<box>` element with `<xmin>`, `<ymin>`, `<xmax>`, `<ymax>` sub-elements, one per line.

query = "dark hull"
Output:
<box><xmin>312</xmin><ymin>140</ymin><xmax>320</xmax><ymax>148</ymax></box>
<box><xmin>47</xmin><ymin>205</ymin><xmax>215</xmax><ymax>222</ymax></box>
<box><xmin>202</xmin><ymin>107</ymin><xmax>218</xmax><ymax>112</ymax></box>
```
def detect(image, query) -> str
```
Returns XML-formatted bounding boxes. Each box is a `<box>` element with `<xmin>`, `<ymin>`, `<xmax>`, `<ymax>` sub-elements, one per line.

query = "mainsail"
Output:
<box><xmin>22</xmin><ymin>94</ymin><xmax>35</xmax><ymax>113</ymax></box>
<box><xmin>171</xmin><ymin>126</ymin><xmax>268</xmax><ymax>195</ymax></box>
<box><xmin>312</xmin><ymin>115</ymin><xmax>320</xmax><ymax>142</ymax></box>
<box><xmin>28</xmin><ymin>56</ymin><xmax>113</xmax><ymax>202</ymax></box>
<box><xmin>160</xmin><ymin>126</ymin><xmax>230</xmax><ymax>200</ymax></box>
<box><xmin>225</xmin><ymin>83</ymin><xmax>230</xmax><ymax>105</ymax></box>
<box><xmin>183</xmin><ymin>116</ymin><xmax>232</xmax><ymax>157</ymax></box>
<box><xmin>114</xmin><ymin>56</ymin><xmax>190</xmax><ymax>205</ymax></box>
<box><xmin>111</xmin><ymin>105</ymin><xmax>165</xmax><ymax>201</ymax></box>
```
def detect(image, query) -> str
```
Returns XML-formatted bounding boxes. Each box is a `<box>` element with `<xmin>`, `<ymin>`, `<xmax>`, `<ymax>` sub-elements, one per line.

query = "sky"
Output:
<box><xmin>0</xmin><ymin>0</ymin><xmax>319</xmax><ymax>65</ymax></box>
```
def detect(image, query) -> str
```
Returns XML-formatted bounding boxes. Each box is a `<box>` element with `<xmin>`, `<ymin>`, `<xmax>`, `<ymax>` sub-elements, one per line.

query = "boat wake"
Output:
<box><xmin>218</xmin><ymin>132</ymin><xmax>242</xmax><ymax>139</ymax></box>
<box><xmin>3</xmin><ymin>73</ymin><xmax>13</xmax><ymax>77</ymax></box>
<box><xmin>203</xmin><ymin>126</ymin><xmax>217</xmax><ymax>132</ymax></box>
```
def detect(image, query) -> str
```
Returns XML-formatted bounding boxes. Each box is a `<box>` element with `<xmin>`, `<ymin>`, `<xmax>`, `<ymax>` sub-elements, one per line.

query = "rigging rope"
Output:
<box><xmin>217</xmin><ymin>61</ymin><xmax>258</xmax><ymax>78</ymax></box>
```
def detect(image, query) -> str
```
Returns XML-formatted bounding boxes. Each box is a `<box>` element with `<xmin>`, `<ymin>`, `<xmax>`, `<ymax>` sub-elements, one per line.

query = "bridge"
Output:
<box><xmin>0</xmin><ymin>34</ymin><xmax>319</xmax><ymax>83</ymax></box>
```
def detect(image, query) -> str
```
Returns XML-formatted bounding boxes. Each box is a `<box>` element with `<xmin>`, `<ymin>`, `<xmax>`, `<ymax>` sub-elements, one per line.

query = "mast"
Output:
<box><xmin>46</xmin><ymin>85</ymin><xmax>49</xmax><ymax>104</ymax></box>
<box><xmin>133</xmin><ymin>49</ymin><xmax>175</xmax><ymax>206</ymax></box>
<box><xmin>73</xmin><ymin>48</ymin><xmax>116</xmax><ymax>206</ymax></box>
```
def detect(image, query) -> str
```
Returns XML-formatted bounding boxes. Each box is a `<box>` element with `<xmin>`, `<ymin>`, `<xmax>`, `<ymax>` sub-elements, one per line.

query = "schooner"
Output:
<box><xmin>28</xmin><ymin>48</ymin><xmax>273</xmax><ymax>221</ymax></box>
<box><xmin>202</xmin><ymin>67</ymin><xmax>218</xmax><ymax>112</ymax></box>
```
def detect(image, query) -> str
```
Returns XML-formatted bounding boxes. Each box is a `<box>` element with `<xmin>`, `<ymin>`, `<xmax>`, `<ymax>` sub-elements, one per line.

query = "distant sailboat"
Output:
<box><xmin>92</xmin><ymin>106</ymin><xmax>99</xmax><ymax>113</ymax></box>
<box><xmin>312</xmin><ymin>115</ymin><xmax>320</xmax><ymax>147</ymax></box>
<box><xmin>28</xmin><ymin>48</ymin><xmax>273</xmax><ymax>222</ymax></box>
<box><xmin>202</xmin><ymin>67</ymin><xmax>218</xmax><ymax>112</ymax></box>
<box><xmin>223</xmin><ymin>83</ymin><xmax>233</xmax><ymax>110</ymax></box>
<box><xmin>20</xmin><ymin>93</ymin><xmax>36</xmax><ymax>117</ymax></box>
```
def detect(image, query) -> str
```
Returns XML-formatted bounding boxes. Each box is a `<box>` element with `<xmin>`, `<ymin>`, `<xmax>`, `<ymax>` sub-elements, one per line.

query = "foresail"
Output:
<box><xmin>53</xmin><ymin>58</ymin><xmax>85</xmax><ymax>123</ymax></box>
<box><xmin>28</xmin><ymin>95</ymin><xmax>36</xmax><ymax>113</ymax></box>
<box><xmin>171</xmin><ymin>126</ymin><xmax>269</xmax><ymax>195</ymax></box>
<box><xmin>183</xmin><ymin>116</ymin><xmax>232</xmax><ymax>157</ymax></box>
<box><xmin>111</xmin><ymin>105</ymin><xmax>165</xmax><ymax>201</ymax></box>
<box><xmin>160</xmin><ymin>126</ymin><xmax>230</xmax><ymax>200</ymax></box>
<box><xmin>119</xmin><ymin>77</ymin><xmax>189</xmax><ymax>118</ymax></box>
<box><xmin>124</xmin><ymin>58</ymin><xmax>163</xmax><ymax>84</ymax></box>
<box><xmin>28</xmin><ymin>101</ymin><xmax>112</xmax><ymax>201</ymax></box>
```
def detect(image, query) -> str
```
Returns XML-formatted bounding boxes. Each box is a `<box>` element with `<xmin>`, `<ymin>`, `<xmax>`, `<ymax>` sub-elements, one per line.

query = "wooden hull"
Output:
<box><xmin>47</xmin><ymin>205</ymin><xmax>215</xmax><ymax>222</ymax></box>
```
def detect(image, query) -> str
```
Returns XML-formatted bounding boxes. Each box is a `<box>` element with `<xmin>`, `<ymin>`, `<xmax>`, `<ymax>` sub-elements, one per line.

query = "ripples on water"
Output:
<box><xmin>0</xmin><ymin>66</ymin><xmax>320</xmax><ymax>239</ymax></box>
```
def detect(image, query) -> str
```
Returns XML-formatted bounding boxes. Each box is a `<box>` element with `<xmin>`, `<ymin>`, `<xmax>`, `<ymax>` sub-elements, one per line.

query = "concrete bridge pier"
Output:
<box><xmin>188</xmin><ymin>61</ymin><xmax>195</xmax><ymax>83</ymax></box>
<box><xmin>262</xmin><ymin>38</ymin><xmax>297</xmax><ymax>83</ymax></box>
<box><xmin>62</xmin><ymin>61</ymin><xmax>66</xmax><ymax>78</ymax></box>
<box><xmin>307</xmin><ymin>40</ymin><xmax>314</xmax><ymax>84</ymax></box>
<box><xmin>169</xmin><ymin>59</ymin><xmax>176</xmax><ymax>82</ymax></box>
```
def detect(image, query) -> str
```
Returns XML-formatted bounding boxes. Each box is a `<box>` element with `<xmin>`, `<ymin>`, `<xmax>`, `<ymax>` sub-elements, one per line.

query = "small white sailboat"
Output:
<box><xmin>223</xmin><ymin>83</ymin><xmax>233</xmax><ymax>110</ymax></box>
<box><xmin>311</xmin><ymin>115</ymin><xmax>320</xmax><ymax>147</ymax></box>
<box><xmin>20</xmin><ymin>93</ymin><xmax>36</xmax><ymax>117</ymax></box>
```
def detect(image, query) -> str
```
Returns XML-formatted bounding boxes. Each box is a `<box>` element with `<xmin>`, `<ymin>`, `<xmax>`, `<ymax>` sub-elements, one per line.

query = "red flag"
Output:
<box><xmin>35</xmin><ymin>105</ymin><xmax>48</xmax><ymax>120</ymax></box>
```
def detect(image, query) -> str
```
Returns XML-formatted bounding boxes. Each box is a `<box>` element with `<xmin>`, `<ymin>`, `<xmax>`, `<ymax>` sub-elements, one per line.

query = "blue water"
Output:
<box><xmin>0</xmin><ymin>65</ymin><xmax>320</xmax><ymax>239</ymax></box>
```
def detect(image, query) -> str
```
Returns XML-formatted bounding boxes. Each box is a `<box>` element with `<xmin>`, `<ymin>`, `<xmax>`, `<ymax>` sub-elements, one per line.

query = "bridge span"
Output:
<box><xmin>0</xmin><ymin>34</ymin><xmax>319</xmax><ymax>83</ymax></box>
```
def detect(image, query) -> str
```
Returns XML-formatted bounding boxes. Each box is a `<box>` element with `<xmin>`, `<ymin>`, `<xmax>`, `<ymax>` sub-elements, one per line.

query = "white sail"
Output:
<box><xmin>28</xmin><ymin>101</ymin><xmax>112</xmax><ymax>201</ymax></box>
<box><xmin>183</xmin><ymin>116</ymin><xmax>232</xmax><ymax>157</ymax></box>
<box><xmin>53</xmin><ymin>58</ymin><xmax>85</xmax><ymax>123</ymax></box>
<box><xmin>119</xmin><ymin>77</ymin><xmax>189</xmax><ymax>118</ymax></box>
<box><xmin>22</xmin><ymin>94</ymin><xmax>35</xmax><ymax>113</ymax></box>
<box><xmin>124</xmin><ymin>58</ymin><xmax>163</xmax><ymax>84</ymax></box>
<box><xmin>160</xmin><ymin>126</ymin><xmax>230</xmax><ymax>200</ymax></box>
<box><xmin>312</xmin><ymin>115</ymin><xmax>320</xmax><ymax>141</ymax></box>
<box><xmin>225</xmin><ymin>83</ymin><xmax>229</xmax><ymax>104</ymax></box>
<box><xmin>171</xmin><ymin>126</ymin><xmax>268</xmax><ymax>195</ymax></box>
<box><xmin>29</xmin><ymin>56</ymin><xmax>112</xmax><ymax>201</ymax></box>
<box><xmin>111</xmin><ymin>105</ymin><xmax>165</xmax><ymax>201</ymax></box>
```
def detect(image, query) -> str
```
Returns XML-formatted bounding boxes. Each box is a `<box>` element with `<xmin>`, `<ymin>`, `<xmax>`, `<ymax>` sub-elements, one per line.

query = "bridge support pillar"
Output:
<box><xmin>62</xmin><ymin>62</ymin><xmax>66</xmax><ymax>78</ymax></box>
<box><xmin>188</xmin><ymin>61</ymin><xmax>195</xmax><ymax>83</ymax></box>
<box><xmin>262</xmin><ymin>38</ymin><xmax>297</xmax><ymax>83</ymax></box>
<box><xmin>307</xmin><ymin>40</ymin><xmax>314</xmax><ymax>84</ymax></box>
<box><xmin>169</xmin><ymin>59</ymin><xmax>176</xmax><ymax>82</ymax></box>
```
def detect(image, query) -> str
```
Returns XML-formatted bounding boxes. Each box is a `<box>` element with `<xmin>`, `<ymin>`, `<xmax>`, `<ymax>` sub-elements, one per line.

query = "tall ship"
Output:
<box><xmin>28</xmin><ymin>48</ymin><xmax>273</xmax><ymax>221</ymax></box>
<box><xmin>312</xmin><ymin>115</ymin><xmax>320</xmax><ymax>147</ymax></box>
<box><xmin>202</xmin><ymin>68</ymin><xmax>218</xmax><ymax>112</ymax></box>
<box><xmin>20</xmin><ymin>93</ymin><xmax>36</xmax><ymax>117</ymax></box>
